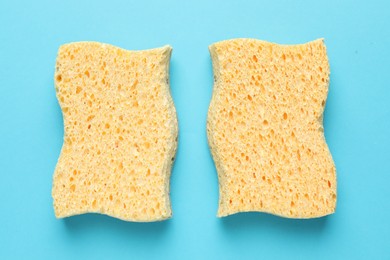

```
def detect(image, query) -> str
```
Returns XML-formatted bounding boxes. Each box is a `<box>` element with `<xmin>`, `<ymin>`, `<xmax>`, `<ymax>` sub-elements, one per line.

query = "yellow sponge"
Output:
<box><xmin>52</xmin><ymin>42</ymin><xmax>178</xmax><ymax>222</ymax></box>
<box><xmin>207</xmin><ymin>38</ymin><xmax>336</xmax><ymax>218</ymax></box>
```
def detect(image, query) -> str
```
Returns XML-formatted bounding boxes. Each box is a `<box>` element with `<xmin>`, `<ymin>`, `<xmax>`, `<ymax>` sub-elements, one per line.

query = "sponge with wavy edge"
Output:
<box><xmin>207</xmin><ymin>38</ymin><xmax>336</xmax><ymax>218</ymax></box>
<box><xmin>52</xmin><ymin>42</ymin><xmax>178</xmax><ymax>222</ymax></box>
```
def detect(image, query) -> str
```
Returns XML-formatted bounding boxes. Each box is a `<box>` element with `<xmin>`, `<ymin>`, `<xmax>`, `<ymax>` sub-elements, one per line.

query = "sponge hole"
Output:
<box><xmin>229</xmin><ymin>111</ymin><xmax>233</xmax><ymax>119</ymax></box>
<box><xmin>252</xmin><ymin>55</ymin><xmax>258</xmax><ymax>62</ymax></box>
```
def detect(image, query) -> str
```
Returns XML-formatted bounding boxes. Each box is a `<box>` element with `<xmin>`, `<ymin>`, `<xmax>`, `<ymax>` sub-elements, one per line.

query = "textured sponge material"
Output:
<box><xmin>207</xmin><ymin>38</ymin><xmax>336</xmax><ymax>218</ymax></box>
<box><xmin>52</xmin><ymin>42</ymin><xmax>178</xmax><ymax>222</ymax></box>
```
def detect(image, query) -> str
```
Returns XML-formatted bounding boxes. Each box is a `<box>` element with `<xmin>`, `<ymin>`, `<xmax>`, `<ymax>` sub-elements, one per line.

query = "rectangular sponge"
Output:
<box><xmin>52</xmin><ymin>42</ymin><xmax>178</xmax><ymax>222</ymax></box>
<box><xmin>207</xmin><ymin>38</ymin><xmax>336</xmax><ymax>218</ymax></box>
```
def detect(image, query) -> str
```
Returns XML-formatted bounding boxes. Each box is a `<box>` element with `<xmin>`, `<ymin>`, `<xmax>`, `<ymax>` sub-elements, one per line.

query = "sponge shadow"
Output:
<box><xmin>63</xmin><ymin>213</ymin><xmax>170</xmax><ymax>238</ymax></box>
<box><xmin>220</xmin><ymin>211</ymin><xmax>329</xmax><ymax>234</ymax></box>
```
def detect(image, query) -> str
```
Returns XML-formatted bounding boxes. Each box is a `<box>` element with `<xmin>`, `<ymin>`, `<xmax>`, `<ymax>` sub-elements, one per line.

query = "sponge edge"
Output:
<box><xmin>52</xmin><ymin>42</ymin><xmax>178</xmax><ymax>222</ymax></box>
<box><xmin>207</xmin><ymin>38</ymin><xmax>336</xmax><ymax>218</ymax></box>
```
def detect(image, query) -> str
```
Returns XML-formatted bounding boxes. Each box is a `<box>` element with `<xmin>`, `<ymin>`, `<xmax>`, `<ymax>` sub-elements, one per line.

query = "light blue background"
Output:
<box><xmin>0</xmin><ymin>0</ymin><xmax>389</xmax><ymax>259</ymax></box>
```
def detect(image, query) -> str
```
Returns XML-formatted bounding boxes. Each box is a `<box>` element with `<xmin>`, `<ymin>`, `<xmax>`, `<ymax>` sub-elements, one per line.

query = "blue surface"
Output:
<box><xmin>0</xmin><ymin>0</ymin><xmax>389</xmax><ymax>259</ymax></box>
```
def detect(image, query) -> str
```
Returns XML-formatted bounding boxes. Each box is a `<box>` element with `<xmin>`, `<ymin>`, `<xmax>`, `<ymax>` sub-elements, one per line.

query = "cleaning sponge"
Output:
<box><xmin>52</xmin><ymin>42</ymin><xmax>178</xmax><ymax>222</ymax></box>
<box><xmin>207</xmin><ymin>38</ymin><xmax>336</xmax><ymax>218</ymax></box>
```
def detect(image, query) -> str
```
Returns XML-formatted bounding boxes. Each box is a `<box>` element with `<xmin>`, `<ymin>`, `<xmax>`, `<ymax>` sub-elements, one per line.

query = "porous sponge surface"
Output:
<box><xmin>52</xmin><ymin>42</ymin><xmax>178</xmax><ymax>222</ymax></box>
<box><xmin>207</xmin><ymin>38</ymin><xmax>336</xmax><ymax>218</ymax></box>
